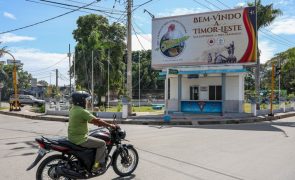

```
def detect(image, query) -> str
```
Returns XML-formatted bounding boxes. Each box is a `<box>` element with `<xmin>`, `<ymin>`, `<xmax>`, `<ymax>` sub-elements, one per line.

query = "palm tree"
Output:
<box><xmin>0</xmin><ymin>42</ymin><xmax>7</xmax><ymax>77</ymax></box>
<box><xmin>248</xmin><ymin>0</ymin><xmax>282</xmax><ymax>109</ymax></box>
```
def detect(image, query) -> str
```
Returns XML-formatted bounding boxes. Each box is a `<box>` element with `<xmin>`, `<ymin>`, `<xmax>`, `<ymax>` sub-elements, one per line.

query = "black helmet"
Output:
<box><xmin>71</xmin><ymin>91</ymin><xmax>91</xmax><ymax>108</ymax></box>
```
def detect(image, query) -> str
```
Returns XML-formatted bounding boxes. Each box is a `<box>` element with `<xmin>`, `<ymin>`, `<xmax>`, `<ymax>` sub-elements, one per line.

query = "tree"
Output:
<box><xmin>262</xmin><ymin>48</ymin><xmax>295</xmax><ymax>95</ymax></box>
<box><xmin>0</xmin><ymin>42</ymin><xmax>7</xmax><ymax>80</ymax></box>
<box><xmin>132</xmin><ymin>50</ymin><xmax>164</xmax><ymax>99</ymax></box>
<box><xmin>38</xmin><ymin>80</ymin><xmax>48</xmax><ymax>87</ymax></box>
<box><xmin>0</xmin><ymin>64</ymin><xmax>32</xmax><ymax>100</ymax></box>
<box><xmin>247</xmin><ymin>0</ymin><xmax>282</xmax><ymax>106</ymax></box>
<box><xmin>73</xmin><ymin>14</ymin><xmax>126</xmax><ymax>103</ymax></box>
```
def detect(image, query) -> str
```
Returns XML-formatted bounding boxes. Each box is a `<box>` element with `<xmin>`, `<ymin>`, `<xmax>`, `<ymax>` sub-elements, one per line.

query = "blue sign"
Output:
<box><xmin>181</xmin><ymin>101</ymin><xmax>222</xmax><ymax>113</ymax></box>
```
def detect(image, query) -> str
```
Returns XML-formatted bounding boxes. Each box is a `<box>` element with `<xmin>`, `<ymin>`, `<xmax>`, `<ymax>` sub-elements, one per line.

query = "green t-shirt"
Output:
<box><xmin>68</xmin><ymin>105</ymin><xmax>96</xmax><ymax>145</ymax></box>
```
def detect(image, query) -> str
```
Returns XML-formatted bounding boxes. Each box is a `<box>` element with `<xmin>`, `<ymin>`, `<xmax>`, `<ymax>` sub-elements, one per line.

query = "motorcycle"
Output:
<box><xmin>26</xmin><ymin>115</ymin><xmax>139</xmax><ymax>179</ymax></box>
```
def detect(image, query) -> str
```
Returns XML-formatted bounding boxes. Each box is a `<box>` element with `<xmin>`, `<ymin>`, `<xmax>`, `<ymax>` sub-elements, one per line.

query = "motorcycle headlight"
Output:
<box><xmin>118</xmin><ymin>129</ymin><xmax>126</xmax><ymax>139</ymax></box>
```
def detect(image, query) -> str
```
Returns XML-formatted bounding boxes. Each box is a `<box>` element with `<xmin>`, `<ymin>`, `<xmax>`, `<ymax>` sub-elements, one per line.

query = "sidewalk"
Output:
<box><xmin>0</xmin><ymin>106</ymin><xmax>295</xmax><ymax>126</ymax></box>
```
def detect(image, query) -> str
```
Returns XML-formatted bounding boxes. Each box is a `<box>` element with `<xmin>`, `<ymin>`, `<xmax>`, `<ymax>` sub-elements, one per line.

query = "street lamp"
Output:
<box><xmin>138</xmin><ymin>52</ymin><xmax>141</xmax><ymax>110</ymax></box>
<box><xmin>108</xmin><ymin>49</ymin><xmax>110</xmax><ymax>110</ymax></box>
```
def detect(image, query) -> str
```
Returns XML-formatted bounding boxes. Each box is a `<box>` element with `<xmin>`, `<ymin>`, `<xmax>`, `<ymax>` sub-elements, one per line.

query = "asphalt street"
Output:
<box><xmin>0</xmin><ymin>114</ymin><xmax>295</xmax><ymax>180</ymax></box>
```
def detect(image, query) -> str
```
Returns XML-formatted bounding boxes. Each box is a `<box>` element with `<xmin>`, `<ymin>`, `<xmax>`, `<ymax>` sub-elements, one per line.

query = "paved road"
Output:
<box><xmin>0</xmin><ymin>114</ymin><xmax>295</xmax><ymax>180</ymax></box>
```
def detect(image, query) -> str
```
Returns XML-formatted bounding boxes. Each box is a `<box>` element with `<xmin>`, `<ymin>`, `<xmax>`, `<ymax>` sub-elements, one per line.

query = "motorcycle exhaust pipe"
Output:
<box><xmin>55</xmin><ymin>166</ymin><xmax>85</xmax><ymax>179</ymax></box>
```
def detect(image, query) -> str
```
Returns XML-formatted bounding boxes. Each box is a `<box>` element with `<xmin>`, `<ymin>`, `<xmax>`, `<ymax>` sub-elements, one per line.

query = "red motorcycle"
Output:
<box><xmin>27</xmin><ymin>115</ymin><xmax>139</xmax><ymax>179</ymax></box>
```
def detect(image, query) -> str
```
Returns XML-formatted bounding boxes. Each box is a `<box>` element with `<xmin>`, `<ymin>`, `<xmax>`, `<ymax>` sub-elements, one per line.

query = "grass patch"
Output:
<box><xmin>244</xmin><ymin>103</ymin><xmax>284</xmax><ymax>113</ymax></box>
<box><xmin>101</xmin><ymin>105</ymin><xmax>164</xmax><ymax>112</ymax></box>
<box><xmin>0</xmin><ymin>107</ymin><xmax>8</xmax><ymax>110</ymax></box>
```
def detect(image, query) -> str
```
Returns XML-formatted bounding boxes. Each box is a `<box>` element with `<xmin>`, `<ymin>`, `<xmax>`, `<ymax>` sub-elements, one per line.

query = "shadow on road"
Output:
<box><xmin>148</xmin><ymin>125</ymin><xmax>173</xmax><ymax>129</ymax></box>
<box><xmin>138</xmin><ymin>148</ymin><xmax>243</xmax><ymax>180</ymax></box>
<box><xmin>112</xmin><ymin>174</ymin><xmax>136</xmax><ymax>180</ymax></box>
<box><xmin>192</xmin><ymin>122</ymin><xmax>289</xmax><ymax>137</ymax></box>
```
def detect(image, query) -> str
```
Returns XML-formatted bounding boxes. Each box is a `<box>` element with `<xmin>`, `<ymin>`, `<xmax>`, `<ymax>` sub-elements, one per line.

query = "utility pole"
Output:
<box><xmin>138</xmin><ymin>52</ymin><xmax>141</xmax><ymax>110</ymax></box>
<box><xmin>73</xmin><ymin>54</ymin><xmax>76</xmax><ymax>91</ymax></box>
<box><xmin>56</xmin><ymin>69</ymin><xmax>58</xmax><ymax>92</ymax></box>
<box><xmin>108</xmin><ymin>49</ymin><xmax>110</xmax><ymax>109</ymax></box>
<box><xmin>278</xmin><ymin>56</ymin><xmax>281</xmax><ymax>106</ymax></box>
<box><xmin>269</xmin><ymin>63</ymin><xmax>275</xmax><ymax>116</ymax></box>
<box><xmin>254</xmin><ymin>0</ymin><xmax>260</xmax><ymax>110</ymax></box>
<box><xmin>68</xmin><ymin>44</ymin><xmax>72</xmax><ymax>95</ymax></box>
<box><xmin>91</xmin><ymin>50</ymin><xmax>94</xmax><ymax>112</ymax></box>
<box><xmin>127</xmin><ymin>0</ymin><xmax>132</xmax><ymax>115</ymax></box>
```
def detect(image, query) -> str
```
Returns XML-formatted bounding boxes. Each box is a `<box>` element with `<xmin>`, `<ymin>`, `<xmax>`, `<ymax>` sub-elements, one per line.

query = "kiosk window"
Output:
<box><xmin>190</xmin><ymin>86</ymin><xmax>199</xmax><ymax>100</ymax></box>
<box><xmin>209</xmin><ymin>86</ymin><xmax>222</xmax><ymax>100</ymax></box>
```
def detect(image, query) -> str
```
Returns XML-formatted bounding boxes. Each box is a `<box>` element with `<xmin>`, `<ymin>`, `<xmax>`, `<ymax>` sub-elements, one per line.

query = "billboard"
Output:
<box><xmin>152</xmin><ymin>7</ymin><xmax>257</xmax><ymax>69</ymax></box>
<box><xmin>7</xmin><ymin>59</ymin><xmax>22</xmax><ymax>66</ymax></box>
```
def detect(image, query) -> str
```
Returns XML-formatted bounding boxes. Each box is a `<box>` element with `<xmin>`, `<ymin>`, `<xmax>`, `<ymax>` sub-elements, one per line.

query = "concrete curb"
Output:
<box><xmin>0</xmin><ymin>111</ymin><xmax>68</xmax><ymax>122</ymax></box>
<box><xmin>0</xmin><ymin>110</ymin><xmax>295</xmax><ymax>126</ymax></box>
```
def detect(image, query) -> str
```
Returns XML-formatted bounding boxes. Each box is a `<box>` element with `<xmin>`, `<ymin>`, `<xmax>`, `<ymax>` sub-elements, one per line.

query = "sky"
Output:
<box><xmin>0</xmin><ymin>0</ymin><xmax>295</xmax><ymax>86</ymax></box>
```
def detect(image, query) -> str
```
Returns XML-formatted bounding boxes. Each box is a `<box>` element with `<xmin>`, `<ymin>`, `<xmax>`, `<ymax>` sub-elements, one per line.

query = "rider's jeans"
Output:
<box><xmin>80</xmin><ymin>136</ymin><xmax>106</xmax><ymax>163</ymax></box>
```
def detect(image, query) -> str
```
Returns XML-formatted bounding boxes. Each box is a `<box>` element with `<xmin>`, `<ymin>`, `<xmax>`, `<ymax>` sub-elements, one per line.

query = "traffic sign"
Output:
<box><xmin>169</xmin><ymin>69</ymin><xmax>178</xmax><ymax>74</ymax></box>
<box><xmin>7</xmin><ymin>59</ymin><xmax>22</xmax><ymax>66</ymax></box>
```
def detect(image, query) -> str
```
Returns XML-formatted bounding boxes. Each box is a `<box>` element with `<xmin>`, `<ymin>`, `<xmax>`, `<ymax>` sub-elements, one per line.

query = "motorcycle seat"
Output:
<box><xmin>55</xmin><ymin>138</ymin><xmax>88</xmax><ymax>151</ymax></box>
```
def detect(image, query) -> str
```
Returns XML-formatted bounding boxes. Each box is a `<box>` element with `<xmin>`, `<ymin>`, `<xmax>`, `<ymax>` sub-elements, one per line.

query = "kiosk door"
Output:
<box><xmin>190</xmin><ymin>86</ymin><xmax>199</xmax><ymax>100</ymax></box>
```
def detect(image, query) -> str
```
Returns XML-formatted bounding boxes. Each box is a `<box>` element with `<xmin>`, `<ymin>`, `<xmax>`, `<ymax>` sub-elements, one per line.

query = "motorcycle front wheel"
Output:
<box><xmin>36</xmin><ymin>154</ymin><xmax>71</xmax><ymax>180</ymax></box>
<box><xmin>112</xmin><ymin>146</ymin><xmax>139</xmax><ymax>177</ymax></box>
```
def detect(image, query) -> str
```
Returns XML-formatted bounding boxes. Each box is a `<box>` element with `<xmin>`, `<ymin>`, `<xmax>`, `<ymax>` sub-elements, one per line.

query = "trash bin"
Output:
<box><xmin>122</xmin><ymin>97</ymin><xmax>129</xmax><ymax>119</ymax></box>
<box><xmin>122</xmin><ymin>104</ymin><xmax>128</xmax><ymax>119</ymax></box>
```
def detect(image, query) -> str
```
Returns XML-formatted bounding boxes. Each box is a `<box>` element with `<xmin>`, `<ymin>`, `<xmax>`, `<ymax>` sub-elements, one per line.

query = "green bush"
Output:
<box><xmin>38</xmin><ymin>104</ymin><xmax>45</xmax><ymax>113</ymax></box>
<box><xmin>287</xmin><ymin>94</ymin><xmax>295</xmax><ymax>101</ymax></box>
<box><xmin>117</xmin><ymin>101</ymin><xmax>122</xmax><ymax>112</ymax></box>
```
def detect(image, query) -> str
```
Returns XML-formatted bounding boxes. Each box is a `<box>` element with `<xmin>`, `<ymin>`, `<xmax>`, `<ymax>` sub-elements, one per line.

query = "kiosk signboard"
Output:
<box><xmin>152</xmin><ymin>7</ymin><xmax>257</xmax><ymax>69</ymax></box>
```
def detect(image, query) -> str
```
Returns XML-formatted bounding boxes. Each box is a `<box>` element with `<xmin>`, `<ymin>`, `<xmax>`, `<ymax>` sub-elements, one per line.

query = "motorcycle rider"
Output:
<box><xmin>68</xmin><ymin>91</ymin><xmax>117</xmax><ymax>172</ymax></box>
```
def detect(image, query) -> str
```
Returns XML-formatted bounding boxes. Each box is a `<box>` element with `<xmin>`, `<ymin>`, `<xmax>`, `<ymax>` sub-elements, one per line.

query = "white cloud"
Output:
<box><xmin>236</xmin><ymin>2</ymin><xmax>246</xmax><ymax>7</ymax></box>
<box><xmin>0</xmin><ymin>33</ymin><xmax>36</xmax><ymax>43</ymax></box>
<box><xmin>132</xmin><ymin>34</ymin><xmax>151</xmax><ymax>51</ymax></box>
<box><xmin>269</xmin><ymin>16</ymin><xmax>295</xmax><ymax>35</ymax></box>
<box><xmin>157</xmin><ymin>8</ymin><xmax>203</xmax><ymax>17</ymax></box>
<box><xmin>1</xmin><ymin>48</ymin><xmax>69</xmax><ymax>85</ymax></box>
<box><xmin>259</xmin><ymin>40</ymin><xmax>276</xmax><ymax>63</ymax></box>
<box><xmin>277</xmin><ymin>0</ymin><xmax>292</xmax><ymax>5</ymax></box>
<box><xmin>3</xmin><ymin>12</ymin><xmax>16</xmax><ymax>20</ymax></box>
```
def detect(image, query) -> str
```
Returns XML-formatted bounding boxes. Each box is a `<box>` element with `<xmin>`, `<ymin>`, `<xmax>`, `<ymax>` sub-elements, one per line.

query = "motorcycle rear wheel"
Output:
<box><xmin>36</xmin><ymin>154</ymin><xmax>72</xmax><ymax>180</ymax></box>
<box><xmin>112</xmin><ymin>146</ymin><xmax>139</xmax><ymax>177</ymax></box>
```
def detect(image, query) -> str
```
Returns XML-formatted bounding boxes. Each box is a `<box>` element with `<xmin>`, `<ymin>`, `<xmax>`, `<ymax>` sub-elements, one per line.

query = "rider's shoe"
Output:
<box><xmin>92</xmin><ymin>162</ymin><xmax>106</xmax><ymax>173</ymax></box>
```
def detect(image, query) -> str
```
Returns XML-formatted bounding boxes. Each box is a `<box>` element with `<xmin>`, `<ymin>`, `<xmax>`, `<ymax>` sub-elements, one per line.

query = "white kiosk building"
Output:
<box><xmin>152</xmin><ymin>7</ymin><xmax>257</xmax><ymax>114</ymax></box>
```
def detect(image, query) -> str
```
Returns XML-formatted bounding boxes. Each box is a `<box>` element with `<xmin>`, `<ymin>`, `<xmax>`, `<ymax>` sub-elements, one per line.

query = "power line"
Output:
<box><xmin>133</xmin><ymin>21</ymin><xmax>151</xmax><ymax>42</ymax></box>
<box><xmin>29</xmin><ymin>56</ymin><xmax>68</xmax><ymax>73</ymax></box>
<box><xmin>27</xmin><ymin>0</ymin><xmax>126</xmax><ymax>22</ymax></box>
<box><xmin>133</xmin><ymin>0</ymin><xmax>155</xmax><ymax>12</ymax></box>
<box><xmin>30</xmin><ymin>69</ymin><xmax>53</xmax><ymax>76</ymax></box>
<box><xmin>39</xmin><ymin>0</ymin><xmax>123</xmax><ymax>15</ymax></box>
<box><xmin>204</xmin><ymin>0</ymin><xmax>222</xmax><ymax>10</ymax></box>
<box><xmin>215</xmin><ymin>0</ymin><xmax>231</xmax><ymax>9</ymax></box>
<box><xmin>0</xmin><ymin>0</ymin><xmax>98</xmax><ymax>34</ymax></box>
<box><xmin>192</xmin><ymin>0</ymin><xmax>213</xmax><ymax>11</ymax></box>
<box><xmin>33</xmin><ymin>75</ymin><xmax>51</xmax><ymax>79</ymax></box>
<box><xmin>26</xmin><ymin>0</ymin><xmax>92</xmax><ymax>14</ymax></box>
<box><xmin>64</xmin><ymin>0</ymin><xmax>125</xmax><ymax>12</ymax></box>
<box><xmin>132</xmin><ymin>24</ymin><xmax>147</xmax><ymax>51</ymax></box>
<box><xmin>260</xmin><ymin>30</ymin><xmax>293</xmax><ymax>47</ymax></box>
<box><xmin>263</xmin><ymin>28</ymin><xmax>295</xmax><ymax>45</ymax></box>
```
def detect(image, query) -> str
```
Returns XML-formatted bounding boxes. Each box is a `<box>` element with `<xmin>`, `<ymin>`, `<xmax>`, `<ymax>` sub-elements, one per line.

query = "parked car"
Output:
<box><xmin>10</xmin><ymin>95</ymin><xmax>45</xmax><ymax>106</ymax></box>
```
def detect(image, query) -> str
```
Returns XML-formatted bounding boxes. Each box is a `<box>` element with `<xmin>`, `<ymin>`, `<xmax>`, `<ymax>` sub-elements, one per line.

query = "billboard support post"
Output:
<box><xmin>164</xmin><ymin>68</ymin><xmax>169</xmax><ymax>115</ymax></box>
